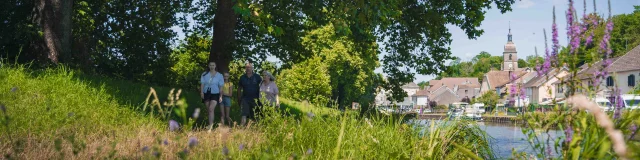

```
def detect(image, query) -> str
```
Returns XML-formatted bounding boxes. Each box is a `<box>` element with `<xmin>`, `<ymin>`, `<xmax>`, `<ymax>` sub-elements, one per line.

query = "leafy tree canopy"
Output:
<box><xmin>187</xmin><ymin>0</ymin><xmax>516</xmax><ymax>101</ymax></box>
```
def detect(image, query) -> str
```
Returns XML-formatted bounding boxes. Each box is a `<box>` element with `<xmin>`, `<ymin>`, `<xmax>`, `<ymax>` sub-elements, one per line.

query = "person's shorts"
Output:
<box><xmin>241</xmin><ymin>98</ymin><xmax>259</xmax><ymax>118</ymax></box>
<box><xmin>222</xmin><ymin>96</ymin><xmax>232</xmax><ymax>107</ymax></box>
<box><xmin>202</xmin><ymin>92</ymin><xmax>220</xmax><ymax>103</ymax></box>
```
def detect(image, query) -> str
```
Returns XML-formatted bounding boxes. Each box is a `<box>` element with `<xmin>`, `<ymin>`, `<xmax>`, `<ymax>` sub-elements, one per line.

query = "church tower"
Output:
<box><xmin>503</xmin><ymin>23</ymin><xmax>518</xmax><ymax>71</ymax></box>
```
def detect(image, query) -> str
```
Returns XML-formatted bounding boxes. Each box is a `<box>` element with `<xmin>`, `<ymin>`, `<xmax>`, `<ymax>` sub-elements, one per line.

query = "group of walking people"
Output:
<box><xmin>199</xmin><ymin>61</ymin><xmax>279</xmax><ymax>129</ymax></box>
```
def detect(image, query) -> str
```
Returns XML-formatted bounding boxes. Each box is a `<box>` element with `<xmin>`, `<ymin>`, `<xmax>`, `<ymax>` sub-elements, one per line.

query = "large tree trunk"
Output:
<box><xmin>37</xmin><ymin>0</ymin><xmax>73</xmax><ymax>64</ymax></box>
<box><xmin>209</xmin><ymin>0</ymin><xmax>238</xmax><ymax>73</ymax></box>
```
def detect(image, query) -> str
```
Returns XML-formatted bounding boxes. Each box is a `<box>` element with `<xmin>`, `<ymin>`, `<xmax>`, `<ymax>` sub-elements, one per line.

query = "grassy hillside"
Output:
<box><xmin>0</xmin><ymin>66</ymin><xmax>164</xmax><ymax>137</ymax></box>
<box><xmin>0</xmin><ymin>65</ymin><xmax>492</xmax><ymax>159</ymax></box>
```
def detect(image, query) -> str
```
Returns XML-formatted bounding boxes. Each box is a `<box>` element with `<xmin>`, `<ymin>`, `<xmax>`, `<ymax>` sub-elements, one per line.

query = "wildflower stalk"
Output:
<box><xmin>332</xmin><ymin>112</ymin><xmax>347</xmax><ymax>160</ymax></box>
<box><xmin>566</xmin><ymin>95</ymin><xmax>628</xmax><ymax>159</ymax></box>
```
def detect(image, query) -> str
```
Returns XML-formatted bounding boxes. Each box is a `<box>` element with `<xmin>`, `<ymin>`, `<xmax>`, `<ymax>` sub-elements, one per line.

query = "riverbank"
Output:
<box><xmin>417</xmin><ymin>114</ymin><xmax>524</xmax><ymax>123</ymax></box>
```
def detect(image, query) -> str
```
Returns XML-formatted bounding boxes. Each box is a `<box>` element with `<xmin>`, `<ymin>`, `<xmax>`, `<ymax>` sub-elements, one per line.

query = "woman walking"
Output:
<box><xmin>200</xmin><ymin>62</ymin><xmax>224</xmax><ymax>131</ymax></box>
<box><xmin>260</xmin><ymin>71</ymin><xmax>280</xmax><ymax>108</ymax></box>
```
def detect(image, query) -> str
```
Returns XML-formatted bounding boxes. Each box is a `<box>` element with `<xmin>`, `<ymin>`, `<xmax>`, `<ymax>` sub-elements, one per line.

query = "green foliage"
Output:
<box><xmin>256</xmin><ymin>61</ymin><xmax>278</xmax><ymax>76</ymax></box>
<box><xmin>633</xmin><ymin>85</ymin><xmax>640</xmax><ymax>94</ymax></box>
<box><xmin>518</xmin><ymin>59</ymin><xmax>527</xmax><ymax>68</ymax></box>
<box><xmin>526</xmin><ymin>55</ymin><xmax>544</xmax><ymax>68</ymax></box>
<box><xmin>519</xmin><ymin>106</ymin><xmax>640</xmax><ymax>159</ymax></box>
<box><xmin>0</xmin><ymin>0</ymin><xmax>44</xmax><ymax>63</ymax></box>
<box><xmin>2</xmin><ymin>0</ymin><xmax>191</xmax><ymax>85</ymax></box>
<box><xmin>556</xmin><ymin>11</ymin><xmax>640</xmax><ymax>66</ymax></box>
<box><xmin>417</xmin><ymin>81</ymin><xmax>429</xmax><ymax>89</ymax></box>
<box><xmin>169</xmin><ymin>35</ymin><xmax>211</xmax><ymax>89</ymax></box>
<box><xmin>611</xmin><ymin>10</ymin><xmax>640</xmax><ymax>57</ymax></box>
<box><xmin>437</xmin><ymin>51</ymin><xmax>504</xmax><ymax>82</ymax></box>
<box><xmin>300</xmin><ymin>24</ymin><xmax>379</xmax><ymax>108</ymax></box>
<box><xmin>476</xmin><ymin>91</ymin><xmax>499</xmax><ymax>108</ymax></box>
<box><xmin>3</xmin><ymin>0</ymin><xmax>515</xmax><ymax>101</ymax></box>
<box><xmin>188</xmin><ymin>0</ymin><xmax>516</xmax><ymax>101</ymax></box>
<box><xmin>279</xmin><ymin>57</ymin><xmax>332</xmax><ymax>106</ymax></box>
<box><xmin>168</xmin><ymin>35</ymin><xmax>262</xmax><ymax>89</ymax></box>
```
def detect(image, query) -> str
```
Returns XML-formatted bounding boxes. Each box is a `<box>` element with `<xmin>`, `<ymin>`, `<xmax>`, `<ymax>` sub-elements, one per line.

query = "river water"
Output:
<box><xmin>408</xmin><ymin>119</ymin><xmax>563</xmax><ymax>158</ymax></box>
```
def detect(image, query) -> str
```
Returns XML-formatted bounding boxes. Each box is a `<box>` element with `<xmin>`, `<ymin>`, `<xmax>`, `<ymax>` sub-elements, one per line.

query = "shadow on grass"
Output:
<box><xmin>72</xmin><ymin>73</ymin><xmax>244</xmax><ymax>129</ymax></box>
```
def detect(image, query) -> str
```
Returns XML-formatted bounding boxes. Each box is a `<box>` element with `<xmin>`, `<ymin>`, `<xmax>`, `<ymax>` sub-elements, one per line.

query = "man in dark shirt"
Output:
<box><xmin>238</xmin><ymin>62</ymin><xmax>262</xmax><ymax>126</ymax></box>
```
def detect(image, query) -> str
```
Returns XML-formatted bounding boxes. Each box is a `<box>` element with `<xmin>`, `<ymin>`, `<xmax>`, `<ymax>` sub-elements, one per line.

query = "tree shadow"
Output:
<box><xmin>72</xmin><ymin>73</ymin><xmax>243</xmax><ymax>129</ymax></box>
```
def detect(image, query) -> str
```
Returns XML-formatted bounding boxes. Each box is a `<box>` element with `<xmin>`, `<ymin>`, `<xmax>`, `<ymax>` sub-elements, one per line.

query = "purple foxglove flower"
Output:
<box><xmin>152</xmin><ymin>151</ymin><xmax>160</xmax><ymax>157</ymax></box>
<box><xmin>169</xmin><ymin>120</ymin><xmax>179</xmax><ymax>132</ymax></box>
<box><xmin>142</xmin><ymin>146</ymin><xmax>149</xmax><ymax>152</ymax></box>
<box><xmin>566</xmin><ymin>0</ymin><xmax>574</xmax><ymax>35</ymax></box>
<box><xmin>239</xmin><ymin>144</ymin><xmax>245</xmax><ymax>151</ymax></box>
<box><xmin>564</xmin><ymin>125</ymin><xmax>573</xmax><ymax>143</ymax></box>
<box><xmin>585</xmin><ymin>32</ymin><xmax>594</xmax><ymax>46</ymax></box>
<box><xmin>10</xmin><ymin>87</ymin><xmax>18</xmax><ymax>93</ymax></box>
<box><xmin>613</xmin><ymin>88</ymin><xmax>624</xmax><ymax>120</ymax></box>
<box><xmin>520</xmin><ymin>86</ymin><xmax>526</xmax><ymax>100</ymax></box>
<box><xmin>222</xmin><ymin>146</ymin><xmax>229</xmax><ymax>156</ymax></box>
<box><xmin>188</xmin><ymin>137</ymin><xmax>198</xmax><ymax>148</ymax></box>
<box><xmin>551</xmin><ymin>7</ymin><xmax>560</xmax><ymax>66</ymax></box>
<box><xmin>537</xmin><ymin>29</ymin><xmax>552</xmax><ymax>76</ymax></box>
<box><xmin>509</xmin><ymin>84</ymin><xmax>519</xmax><ymax>104</ymax></box>
<box><xmin>163</xmin><ymin>139</ymin><xmax>169</xmax><ymax>145</ymax></box>
<box><xmin>630</xmin><ymin>125</ymin><xmax>639</xmax><ymax>139</ymax></box>
<box><xmin>307</xmin><ymin>112</ymin><xmax>315</xmax><ymax>119</ymax></box>
<box><xmin>306</xmin><ymin>148</ymin><xmax>313</xmax><ymax>155</ymax></box>
<box><xmin>569</xmin><ymin>24</ymin><xmax>582</xmax><ymax>54</ymax></box>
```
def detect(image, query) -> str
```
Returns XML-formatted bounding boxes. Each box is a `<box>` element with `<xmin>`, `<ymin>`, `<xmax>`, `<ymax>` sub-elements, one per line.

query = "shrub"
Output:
<box><xmin>279</xmin><ymin>57</ymin><xmax>332</xmax><ymax>106</ymax></box>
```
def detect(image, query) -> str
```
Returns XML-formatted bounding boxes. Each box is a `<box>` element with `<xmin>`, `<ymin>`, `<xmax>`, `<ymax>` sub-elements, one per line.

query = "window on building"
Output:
<box><xmin>606</xmin><ymin>76</ymin><xmax>614</xmax><ymax>87</ymax></box>
<box><xmin>629</xmin><ymin>74</ymin><xmax>636</xmax><ymax>87</ymax></box>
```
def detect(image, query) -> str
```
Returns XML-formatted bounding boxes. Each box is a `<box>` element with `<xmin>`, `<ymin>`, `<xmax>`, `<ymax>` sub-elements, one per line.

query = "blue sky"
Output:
<box><xmin>403</xmin><ymin>0</ymin><xmax>640</xmax><ymax>83</ymax></box>
<box><xmin>171</xmin><ymin>0</ymin><xmax>640</xmax><ymax>83</ymax></box>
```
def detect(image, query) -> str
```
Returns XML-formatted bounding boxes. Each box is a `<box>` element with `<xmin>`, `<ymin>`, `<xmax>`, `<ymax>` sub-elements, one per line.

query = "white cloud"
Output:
<box><xmin>516</xmin><ymin>0</ymin><xmax>536</xmax><ymax>9</ymax></box>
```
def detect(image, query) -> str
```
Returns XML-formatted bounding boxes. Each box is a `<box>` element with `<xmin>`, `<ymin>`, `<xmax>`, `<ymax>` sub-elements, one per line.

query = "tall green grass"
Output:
<box><xmin>0</xmin><ymin>65</ymin><xmax>163</xmax><ymax>137</ymax></box>
<box><xmin>1</xmin><ymin>65</ymin><xmax>493</xmax><ymax>159</ymax></box>
<box><xmin>253</xmin><ymin>107</ymin><xmax>495</xmax><ymax>159</ymax></box>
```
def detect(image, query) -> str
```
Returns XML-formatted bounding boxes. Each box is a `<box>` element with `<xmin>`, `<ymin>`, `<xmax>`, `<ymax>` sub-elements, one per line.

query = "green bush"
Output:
<box><xmin>279</xmin><ymin>57</ymin><xmax>332</xmax><ymax>106</ymax></box>
<box><xmin>300</xmin><ymin>24</ymin><xmax>379</xmax><ymax>108</ymax></box>
<box><xmin>476</xmin><ymin>91</ymin><xmax>499</xmax><ymax>108</ymax></box>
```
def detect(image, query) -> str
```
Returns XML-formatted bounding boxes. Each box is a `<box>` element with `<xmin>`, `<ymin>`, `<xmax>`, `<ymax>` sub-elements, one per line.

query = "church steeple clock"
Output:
<box><xmin>503</xmin><ymin>22</ymin><xmax>518</xmax><ymax>71</ymax></box>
